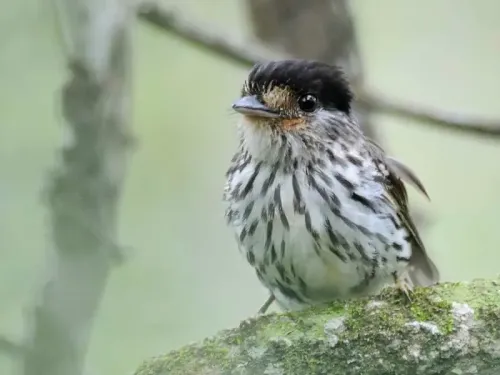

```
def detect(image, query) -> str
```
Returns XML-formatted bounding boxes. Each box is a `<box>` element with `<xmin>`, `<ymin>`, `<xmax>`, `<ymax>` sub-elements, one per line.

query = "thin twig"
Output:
<box><xmin>358</xmin><ymin>92</ymin><xmax>500</xmax><ymax>137</ymax></box>
<box><xmin>137</xmin><ymin>2</ymin><xmax>500</xmax><ymax>139</ymax></box>
<box><xmin>138</xmin><ymin>2</ymin><xmax>284</xmax><ymax>66</ymax></box>
<box><xmin>0</xmin><ymin>336</ymin><xmax>25</xmax><ymax>357</ymax></box>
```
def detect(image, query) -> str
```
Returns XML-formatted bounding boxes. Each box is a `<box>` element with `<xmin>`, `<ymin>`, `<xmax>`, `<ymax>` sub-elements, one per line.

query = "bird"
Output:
<box><xmin>223</xmin><ymin>59</ymin><xmax>439</xmax><ymax>313</ymax></box>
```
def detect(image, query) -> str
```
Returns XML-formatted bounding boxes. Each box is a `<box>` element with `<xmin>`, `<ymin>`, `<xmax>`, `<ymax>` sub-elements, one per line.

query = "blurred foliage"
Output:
<box><xmin>0</xmin><ymin>0</ymin><xmax>499</xmax><ymax>374</ymax></box>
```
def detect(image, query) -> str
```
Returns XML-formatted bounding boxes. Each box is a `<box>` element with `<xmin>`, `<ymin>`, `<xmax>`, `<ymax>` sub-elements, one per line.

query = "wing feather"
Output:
<box><xmin>367</xmin><ymin>140</ymin><xmax>439</xmax><ymax>286</ymax></box>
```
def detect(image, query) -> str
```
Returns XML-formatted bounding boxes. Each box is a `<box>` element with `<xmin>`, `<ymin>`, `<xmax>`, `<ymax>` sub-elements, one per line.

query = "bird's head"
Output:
<box><xmin>232</xmin><ymin>59</ymin><xmax>358</xmax><ymax>161</ymax></box>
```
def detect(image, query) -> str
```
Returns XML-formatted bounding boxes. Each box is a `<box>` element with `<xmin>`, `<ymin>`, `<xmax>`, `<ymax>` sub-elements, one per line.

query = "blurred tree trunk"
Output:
<box><xmin>245</xmin><ymin>0</ymin><xmax>378</xmax><ymax>140</ymax></box>
<box><xmin>22</xmin><ymin>1</ymin><xmax>134</xmax><ymax>375</ymax></box>
<box><xmin>245</xmin><ymin>0</ymin><xmax>429</xmax><ymax>227</ymax></box>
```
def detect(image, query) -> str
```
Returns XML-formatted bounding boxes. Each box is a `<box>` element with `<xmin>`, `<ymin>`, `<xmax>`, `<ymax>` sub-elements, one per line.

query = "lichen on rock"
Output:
<box><xmin>134</xmin><ymin>278</ymin><xmax>500</xmax><ymax>375</ymax></box>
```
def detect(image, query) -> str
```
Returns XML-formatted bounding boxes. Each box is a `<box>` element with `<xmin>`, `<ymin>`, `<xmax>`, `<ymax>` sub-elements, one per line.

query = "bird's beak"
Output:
<box><xmin>232</xmin><ymin>95</ymin><xmax>280</xmax><ymax>118</ymax></box>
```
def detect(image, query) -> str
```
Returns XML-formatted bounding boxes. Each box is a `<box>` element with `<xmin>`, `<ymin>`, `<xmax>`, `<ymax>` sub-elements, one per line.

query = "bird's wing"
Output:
<box><xmin>366</xmin><ymin>140</ymin><xmax>440</xmax><ymax>286</ymax></box>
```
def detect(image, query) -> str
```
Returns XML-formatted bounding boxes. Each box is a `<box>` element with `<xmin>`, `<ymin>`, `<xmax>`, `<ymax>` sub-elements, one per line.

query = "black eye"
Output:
<box><xmin>298</xmin><ymin>94</ymin><xmax>318</xmax><ymax>112</ymax></box>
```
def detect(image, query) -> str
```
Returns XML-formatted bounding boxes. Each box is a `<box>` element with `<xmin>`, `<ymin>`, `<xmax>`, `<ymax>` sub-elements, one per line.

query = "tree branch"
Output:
<box><xmin>359</xmin><ymin>92</ymin><xmax>500</xmax><ymax>137</ymax></box>
<box><xmin>138</xmin><ymin>2</ymin><xmax>500</xmax><ymax>139</ymax></box>
<box><xmin>133</xmin><ymin>279</ymin><xmax>500</xmax><ymax>375</ymax></box>
<box><xmin>0</xmin><ymin>336</ymin><xmax>25</xmax><ymax>357</ymax></box>
<box><xmin>138</xmin><ymin>2</ymin><xmax>284</xmax><ymax>66</ymax></box>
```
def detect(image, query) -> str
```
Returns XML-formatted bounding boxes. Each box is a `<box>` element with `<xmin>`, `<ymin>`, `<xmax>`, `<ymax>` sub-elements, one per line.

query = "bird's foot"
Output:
<box><xmin>257</xmin><ymin>295</ymin><xmax>275</xmax><ymax>315</ymax></box>
<box><xmin>394</xmin><ymin>273</ymin><xmax>414</xmax><ymax>302</ymax></box>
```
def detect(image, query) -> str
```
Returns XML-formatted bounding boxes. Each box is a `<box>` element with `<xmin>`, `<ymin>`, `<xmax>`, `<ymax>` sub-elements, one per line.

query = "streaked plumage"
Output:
<box><xmin>224</xmin><ymin>59</ymin><xmax>439</xmax><ymax>312</ymax></box>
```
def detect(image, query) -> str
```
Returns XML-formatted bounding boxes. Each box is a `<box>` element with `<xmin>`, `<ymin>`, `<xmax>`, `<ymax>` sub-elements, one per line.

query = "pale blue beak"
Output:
<box><xmin>232</xmin><ymin>95</ymin><xmax>280</xmax><ymax>118</ymax></box>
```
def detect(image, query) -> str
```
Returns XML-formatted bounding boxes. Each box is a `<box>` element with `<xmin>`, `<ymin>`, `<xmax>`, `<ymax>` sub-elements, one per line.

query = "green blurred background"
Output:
<box><xmin>1</xmin><ymin>0</ymin><xmax>499</xmax><ymax>374</ymax></box>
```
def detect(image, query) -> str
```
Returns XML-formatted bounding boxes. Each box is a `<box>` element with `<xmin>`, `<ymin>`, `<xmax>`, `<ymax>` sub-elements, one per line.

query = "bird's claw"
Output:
<box><xmin>394</xmin><ymin>273</ymin><xmax>414</xmax><ymax>302</ymax></box>
<box><xmin>257</xmin><ymin>295</ymin><xmax>275</xmax><ymax>315</ymax></box>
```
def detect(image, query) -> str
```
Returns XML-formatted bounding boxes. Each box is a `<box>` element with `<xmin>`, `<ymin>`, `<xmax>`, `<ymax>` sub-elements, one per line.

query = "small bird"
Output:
<box><xmin>223</xmin><ymin>59</ymin><xmax>439</xmax><ymax>313</ymax></box>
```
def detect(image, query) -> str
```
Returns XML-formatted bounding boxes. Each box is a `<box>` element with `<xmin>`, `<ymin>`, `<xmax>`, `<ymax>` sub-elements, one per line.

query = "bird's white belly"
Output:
<box><xmin>229</xmin><ymin>164</ymin><xmax>411</xmax><ymax>310</ymax></box>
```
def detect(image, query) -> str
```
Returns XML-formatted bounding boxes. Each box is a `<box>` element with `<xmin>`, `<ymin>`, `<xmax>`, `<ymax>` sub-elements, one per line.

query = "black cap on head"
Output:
<box><xmin>245</xmin><ymin>59</ymin><xmax>353</xmax><ymax>114</ymax></box>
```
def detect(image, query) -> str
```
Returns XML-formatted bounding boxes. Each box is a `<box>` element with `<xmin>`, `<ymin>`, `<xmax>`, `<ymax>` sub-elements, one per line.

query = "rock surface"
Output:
<box><xmin>134</xmin><ymin>279</ymin><xmax>500</xmax><ymax>375</ymax></box>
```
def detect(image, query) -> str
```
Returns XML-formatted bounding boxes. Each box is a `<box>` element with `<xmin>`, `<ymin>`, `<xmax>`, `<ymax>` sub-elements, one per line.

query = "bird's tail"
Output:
<box><xmin>408</xmin><ymin>247</ymin><xmax>440</xmax><ymax>287</ymax></box>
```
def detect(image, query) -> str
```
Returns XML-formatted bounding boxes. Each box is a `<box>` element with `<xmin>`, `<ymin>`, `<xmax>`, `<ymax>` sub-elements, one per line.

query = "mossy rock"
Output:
<box><xmin>134</xmin><ymin>279</ymin><xmax>500</xmax><ymax>375</ymax></box>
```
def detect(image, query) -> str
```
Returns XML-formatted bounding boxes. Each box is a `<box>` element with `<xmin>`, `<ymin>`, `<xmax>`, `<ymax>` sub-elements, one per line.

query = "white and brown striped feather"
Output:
<box><xmin>224</xmin><ymin>116</ymin><xmax>438</xmax><ymax>311</ymax></box>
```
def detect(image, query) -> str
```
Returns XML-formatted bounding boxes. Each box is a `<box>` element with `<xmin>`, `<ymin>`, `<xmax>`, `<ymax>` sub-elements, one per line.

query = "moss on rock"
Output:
<box><xmin>134</xmin><ymin>278</ymin><xmax>500</xmax><ymax>375</ymax></box>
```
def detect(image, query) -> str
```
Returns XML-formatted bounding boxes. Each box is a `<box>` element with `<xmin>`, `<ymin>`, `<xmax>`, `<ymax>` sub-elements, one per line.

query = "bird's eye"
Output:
<box><xmin>298</xmin><ymin>94</ymin><xmax>318</xmax><ymax>112</ymax></box>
